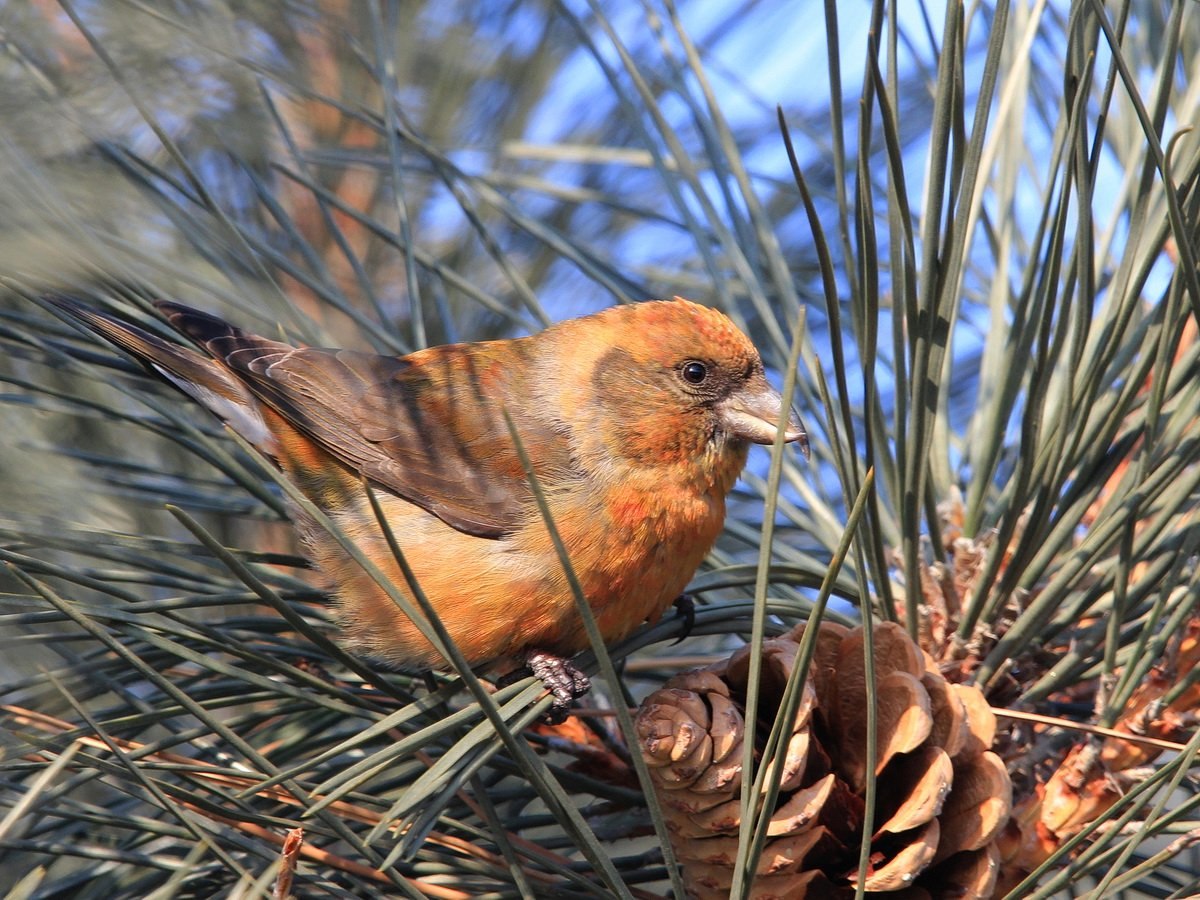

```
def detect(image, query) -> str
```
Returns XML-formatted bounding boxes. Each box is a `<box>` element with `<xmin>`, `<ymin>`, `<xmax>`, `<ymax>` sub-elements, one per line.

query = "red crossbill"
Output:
<box><xmin>53</xmin><ymin>297</ymin><xmax>807</xmax><ymax>718</ymax></box>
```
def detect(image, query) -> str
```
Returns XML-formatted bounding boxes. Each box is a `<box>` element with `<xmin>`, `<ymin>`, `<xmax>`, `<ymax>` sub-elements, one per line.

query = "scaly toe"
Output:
<box><xmin>525</xmin><ymin>651</ymin><xmax>591</xmax><ymax>723</ymax></box>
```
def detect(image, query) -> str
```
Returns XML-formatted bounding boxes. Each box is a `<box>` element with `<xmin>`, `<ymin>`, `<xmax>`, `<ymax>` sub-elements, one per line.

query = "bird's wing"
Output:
<box><xmin>158</xmin><ymin>302</ymin><xmax>572</xmax><ymax>538</ymax></box>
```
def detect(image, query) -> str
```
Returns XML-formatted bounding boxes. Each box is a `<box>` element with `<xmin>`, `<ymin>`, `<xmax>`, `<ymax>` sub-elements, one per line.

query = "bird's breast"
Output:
<box><xmin>603</xmin><ymin>482</ymin><xmax>723</xmax><ymax>542</ymax></box>
<box><xmin>553</xmin><ymin>478</ymin><xmax>725</xmax><ymax>634</ymax></box>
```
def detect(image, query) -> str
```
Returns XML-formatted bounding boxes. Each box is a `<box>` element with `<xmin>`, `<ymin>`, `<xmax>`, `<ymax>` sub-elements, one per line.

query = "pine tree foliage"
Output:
<box><xmin>1</xmin><ymin>2</ymin><xmax>1199</xmax><ymax>897</ymax></box>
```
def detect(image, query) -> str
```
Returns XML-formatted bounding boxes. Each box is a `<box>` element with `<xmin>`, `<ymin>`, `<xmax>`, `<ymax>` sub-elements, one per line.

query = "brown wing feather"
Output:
<box><xmin>157</xmin><ymin>301</ymin><xmax>572</xmax><ymax>537</ymax></box>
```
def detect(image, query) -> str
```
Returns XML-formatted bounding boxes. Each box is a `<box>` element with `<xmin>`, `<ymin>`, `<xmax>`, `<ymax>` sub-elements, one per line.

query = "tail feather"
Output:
<box><xmin>51</xmin><ymin>298</ymin><xmax>210</xmax><ymax>379</ymax></box>
<box><xmin>49</xmin><ymin>297</ymin><xmax>273</xmax><ymax>449</ymax></box>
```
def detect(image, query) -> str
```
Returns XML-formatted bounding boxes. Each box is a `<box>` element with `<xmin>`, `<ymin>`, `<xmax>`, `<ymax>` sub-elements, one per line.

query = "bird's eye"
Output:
<box><xmin>681</xmin><ymin>361</ymin><xmax>709</xmax><ymax>384</ymax></box>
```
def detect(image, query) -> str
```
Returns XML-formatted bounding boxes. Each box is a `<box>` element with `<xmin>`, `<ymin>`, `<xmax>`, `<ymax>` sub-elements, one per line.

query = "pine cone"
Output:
<box><xmin>993</xmin><ymin>616</ymin><xmax>1200</xmax><ymax>888</ymax></box>
<box><xmin>636</xmin><ymin>620</ymin><xmax>1012</xmax><ymax>898</ymax></box>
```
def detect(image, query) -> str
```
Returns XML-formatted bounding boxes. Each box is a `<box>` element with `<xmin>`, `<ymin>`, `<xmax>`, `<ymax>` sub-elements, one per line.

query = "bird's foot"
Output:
<box><xmin>671</xmin><ymin>593</ymin><xmax>697</xmax><ymax>645</ymax></box>
<box><xmin>499</xmin><ymin>652</ymin><xmax>591</xmax><ymax>724</ymax></box>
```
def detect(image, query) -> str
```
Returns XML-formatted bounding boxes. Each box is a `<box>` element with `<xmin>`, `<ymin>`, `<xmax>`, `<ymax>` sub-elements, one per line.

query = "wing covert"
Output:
<box><xmin>160</xmin><ymin>303</ymin><xmax>571</xmax><ymax>537</ymax></box>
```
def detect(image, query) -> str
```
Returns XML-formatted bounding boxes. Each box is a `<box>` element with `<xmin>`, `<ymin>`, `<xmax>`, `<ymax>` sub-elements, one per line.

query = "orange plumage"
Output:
<box><xmin>54</xmin><ymin>297</ymin><xmax>806</xmax><ymax>717</ymax></box>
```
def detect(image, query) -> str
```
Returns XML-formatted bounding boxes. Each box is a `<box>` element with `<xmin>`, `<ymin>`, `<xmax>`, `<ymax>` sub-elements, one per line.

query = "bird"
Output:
<box><xmin>51</xmin><ymin>296</ymin><xmax>808</xmax><ymax>720</ymax></box>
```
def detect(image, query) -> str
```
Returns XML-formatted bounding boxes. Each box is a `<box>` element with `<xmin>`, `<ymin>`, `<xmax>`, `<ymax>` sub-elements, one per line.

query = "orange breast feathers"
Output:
<box><xmin>52</xmin><ymin>296</ymin><xmax>807</xmax><ymax>716</ymax></box>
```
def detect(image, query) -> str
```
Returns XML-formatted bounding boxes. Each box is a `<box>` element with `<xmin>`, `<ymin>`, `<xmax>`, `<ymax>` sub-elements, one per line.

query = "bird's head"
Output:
<box><xmin>548</xmin><ymin>298</ymin><xmax>807</xmax><ymax>486</ymax></box>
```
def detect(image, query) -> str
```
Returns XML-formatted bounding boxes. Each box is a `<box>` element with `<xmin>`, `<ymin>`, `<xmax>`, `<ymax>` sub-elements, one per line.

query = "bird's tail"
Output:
<box><xmin>49</xmin><ymin>297</ymin><xmax>272</xmax><ymax>448</ymax></box>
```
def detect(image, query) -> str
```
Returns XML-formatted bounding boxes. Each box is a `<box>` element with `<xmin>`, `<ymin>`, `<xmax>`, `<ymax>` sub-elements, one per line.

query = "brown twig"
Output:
<box><xmin>273</xmin><ymin>827</ymin><xmax>304</xmax><ymax>900</ymax></box>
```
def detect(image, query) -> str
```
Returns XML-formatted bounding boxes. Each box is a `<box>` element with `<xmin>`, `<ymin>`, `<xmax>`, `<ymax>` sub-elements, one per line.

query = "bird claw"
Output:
<box><xmin>671</xmin><ymin>593</ymin><xmax>696</xmax><ymax>645</ymax></box>
<box><xmin>501</xmin><ymin>651</ymin><xmax>590</xmax><ymax>724</ymax></box>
